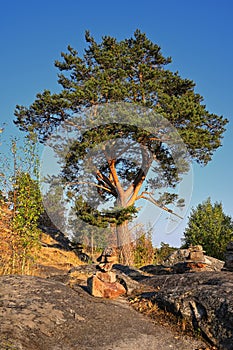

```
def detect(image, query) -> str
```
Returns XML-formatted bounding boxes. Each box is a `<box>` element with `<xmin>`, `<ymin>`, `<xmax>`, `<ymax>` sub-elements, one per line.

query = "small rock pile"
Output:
<box><xmin>87</xmin><ymin>247</ymin><xmax>126</xmax><ymax>299</ymax></box>
<box><xmin>167</xmin><ymin>245</ymin><xmax>208</xmax><ymax>273</ymax></box>
<box><xmin>168</xmin><ymin>245</ymin><xmax>207</xmax><ymax>273</ymax></box>
<box><xmin>142</xmin><ymin>245</ymin><xmax>224</xmax><ymax>275</ymax></box>
<box><xmin>163</xmin><ymin>245</ymin><xmax>205</xmax><ymax>266</ymax></box>
<box><xmin>223</xmin><ymin>241</ymin><xmax>233</xmax><ymax>271</ymax></box>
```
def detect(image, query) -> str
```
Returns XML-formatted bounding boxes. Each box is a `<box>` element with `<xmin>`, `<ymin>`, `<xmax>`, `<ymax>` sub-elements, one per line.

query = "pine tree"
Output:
<box><xmin>14</xmin><ymin>30</ymin><xmax>228</xmax><ymax>264</ymax></box>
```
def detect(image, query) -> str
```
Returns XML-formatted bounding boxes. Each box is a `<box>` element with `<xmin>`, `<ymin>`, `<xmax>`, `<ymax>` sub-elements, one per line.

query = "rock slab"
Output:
<box><xmin>0</xmin><ymin>275</ymin><xmax>207</xmax><ymax>350</ymax></box>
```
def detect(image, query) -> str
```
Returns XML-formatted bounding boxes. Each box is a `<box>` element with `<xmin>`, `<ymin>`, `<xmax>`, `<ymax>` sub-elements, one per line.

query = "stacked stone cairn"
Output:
<box><xmin>172</xmin><ymin>245</ymin><xmax>207</xmax><ymax>273</ymax></box>
<box><xmin>223</xmin><ymin>241</ymin><xmax>233</xmax><ymax>271</ymax></box>
<box><xmin>87</xmin><ymin>247</ymin><xmax>126</xmax><ymax>299</ymax></box>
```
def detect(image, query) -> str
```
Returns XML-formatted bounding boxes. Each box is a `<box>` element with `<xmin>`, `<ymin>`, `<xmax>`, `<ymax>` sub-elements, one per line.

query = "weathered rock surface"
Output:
<box><xmin>24</xmin><ymin>260</ymin><xmax>233</xmax><ymax>348</ymax></box>
<box><xmin>0</xmin><ymin>275</ymin><xmax>207</xmax><ymax>350</ymax></box>
<box><xmin>142</xmin><ymin>271</ymin><xmax>233</xmax><ymax>349</ymax></box>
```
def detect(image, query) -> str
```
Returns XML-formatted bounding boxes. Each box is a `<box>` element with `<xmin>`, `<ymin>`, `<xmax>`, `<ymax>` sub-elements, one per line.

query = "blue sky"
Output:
<box><xmin>1</xmin><ymin>0</ymin><xmax>233</xmax><ymax>246</ymax></box>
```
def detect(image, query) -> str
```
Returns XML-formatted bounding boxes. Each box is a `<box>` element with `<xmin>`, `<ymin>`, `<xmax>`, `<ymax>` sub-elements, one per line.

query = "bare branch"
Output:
<box><xmin>135</xmin><ymin>192</ymin><xmax>183</xmax><ymax>219</ymax></box>
<box><xmin>96</xmin><ymin>170</ymin><xmax>117</xmax><ymax>196</ymax></box>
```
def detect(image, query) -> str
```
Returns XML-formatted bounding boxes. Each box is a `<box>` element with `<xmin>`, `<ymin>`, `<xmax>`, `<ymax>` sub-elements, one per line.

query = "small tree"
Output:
<box><xmin>182</xmin><ymin>198</ymin><xmax>233</xmax><ymax>260</ymax></box>
<box><xmin>0</xmin><ymin>136</ymin><xmax>43</xmax><ymax>274</ymax></box>
<box><xmin>11</xmin><ymin>172</ymin><xmax>43</xmax><ymax>273</ymax></box>
<box><xmin>0</xmin><ymin>193</ymin><xmax>13</xmax><ymax>274</ymax></box>
<box><xmin>134</xmin><ymin>225</ymin><xmax>154</xmax><ymax>267</ymax></box>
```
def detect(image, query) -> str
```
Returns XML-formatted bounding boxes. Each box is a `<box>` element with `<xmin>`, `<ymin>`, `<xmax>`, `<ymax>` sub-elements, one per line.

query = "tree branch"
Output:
<box><xmin>96</xmin><ymin>170</ymin><xmax>117</xmax><ymax>197</ymax></box>
<box><xmin>126</xmin><ymin>144</ymin><xmax>153</xmax><ymax>204</ymax></box>
<box><xmin>66</xmin><ymin>180</ymin><xmax>114</xmax><ymax>194</ymax></box>
<box><xmin>108</xmin><ymin>159</ymin><xmax>125</xmax><ymax>202</ymax></box>
<box><xmin>135</xmin><ymin>191</ymin><xmax>183</xmax><ymax>219</ymax></box>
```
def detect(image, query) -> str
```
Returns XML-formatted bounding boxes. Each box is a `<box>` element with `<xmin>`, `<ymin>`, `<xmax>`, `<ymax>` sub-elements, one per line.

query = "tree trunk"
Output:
<box><xmin>116</xmin><ymin>221</ymin><xmax>134</xmax><ymax>265</ymax></box>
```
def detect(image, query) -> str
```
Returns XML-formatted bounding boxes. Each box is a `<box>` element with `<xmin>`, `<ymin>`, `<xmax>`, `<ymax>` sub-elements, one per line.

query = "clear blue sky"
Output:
<box><xmin>1</xmin><ymin>0</ymin><xmax>233</xmax><ymax>246</ymax></box>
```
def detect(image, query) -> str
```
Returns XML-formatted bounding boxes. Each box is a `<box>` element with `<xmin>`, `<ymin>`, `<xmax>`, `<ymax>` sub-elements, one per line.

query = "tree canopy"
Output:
<box><xmin>182</xmin><ymin>198</ymin><xmax>233</xmax><ymax>260</ymax></box>
<box><xmin>15</xmin><ymin>30</ymin><xmax>227</xmax><ymax>165</ymax></box>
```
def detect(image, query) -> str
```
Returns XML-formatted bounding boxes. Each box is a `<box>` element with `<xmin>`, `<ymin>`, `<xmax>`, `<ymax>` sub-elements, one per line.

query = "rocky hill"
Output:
<box><xmin>1</xmin><ymin>256</ymin><xmax>233</xmax><ymax>349</ymax></box>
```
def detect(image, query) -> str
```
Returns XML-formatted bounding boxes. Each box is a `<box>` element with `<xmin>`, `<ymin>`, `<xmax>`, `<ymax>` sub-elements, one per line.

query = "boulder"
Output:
<box><xmin>164</xmin><ymin>248</ymin><xmax>190</xmax><ymax>265</ymax></box>
<box><xmin>188</xmin><ymin>245</ymin><xmax>206</xmax><ymax>262</ymax></box>
<box><xmin>204</xmin><ymin>255</ymin><xmax>225</xmax><ymax>271</ymax></box>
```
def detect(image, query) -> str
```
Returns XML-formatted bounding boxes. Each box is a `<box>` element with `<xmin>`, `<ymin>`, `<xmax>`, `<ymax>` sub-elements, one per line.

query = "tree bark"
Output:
<box><xmin>116</xmin><ymin>221</ymin><xmax>134</xmax><ymax>265</ymax></box>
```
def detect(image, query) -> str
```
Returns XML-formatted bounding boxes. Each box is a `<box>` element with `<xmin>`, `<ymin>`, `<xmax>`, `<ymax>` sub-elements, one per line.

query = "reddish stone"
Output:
<box><xmin>196</xmin><ymin>262</ymin><xmax>205</xmax><ymax>268</ymax></box>
<box><xmin>95</xmin><ymin>271</ymin><xmax>116</xmax><ymax>283</ymax></box>
<box><xmin>87</xmin><ymin>275</ymin><xmax>126</xmax><ymax>299</ymax></box>
<box><xmin>187</xmin><ymin>262</ymin><xmax>206</xmax><ymax>270</ymax></box>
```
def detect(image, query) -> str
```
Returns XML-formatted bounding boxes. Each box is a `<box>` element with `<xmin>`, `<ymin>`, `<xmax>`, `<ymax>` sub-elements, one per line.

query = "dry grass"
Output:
<box><xmin>30</xmin><ymin>232</ymin><xmax>85</xmax><ymax>276</ymax></box>
<box><xmin>0</xmin><ymin>206</ymin><xmax>84</xmax><ymax>276</ymax></box>
<box><xmin>36</xmin><ymin>246</ymin><xmax>84</xmax><ymax>269</ymax></box>
<box><xmin>0</xmin><ymin>203</ymin><xmax>16</xmax><ymax>275</ymax></box>
<box><xmin>129</xmin><ymin>295</ymin><xmax>183</xmax><ymax>328</ymax></box>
